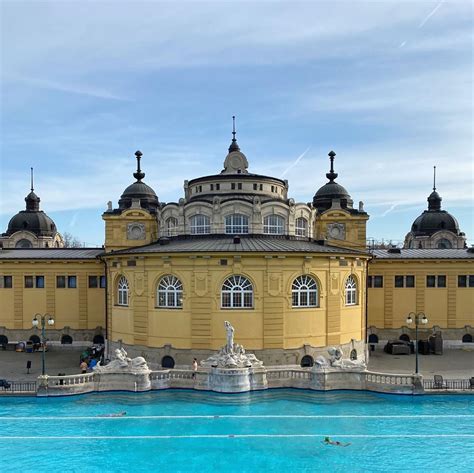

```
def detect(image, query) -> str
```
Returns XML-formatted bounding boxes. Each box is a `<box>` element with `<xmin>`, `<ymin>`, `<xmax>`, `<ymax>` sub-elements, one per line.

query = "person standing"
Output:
<box><xmin>192</xmin><ymin>358</ymin><xmax>198</xmax><ymax>378</ymax></box>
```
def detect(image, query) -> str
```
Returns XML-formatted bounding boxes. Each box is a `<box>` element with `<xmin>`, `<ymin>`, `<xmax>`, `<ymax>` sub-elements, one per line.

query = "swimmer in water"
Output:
<box><xmin>98</xmin><ymin>411</ymin><xmax>127</xmax><ymax>417</ymax></box>
<box><xmin>322</xmin><ymin>436</ymin><xmax>351</xmax><ymax>447</ymax></box>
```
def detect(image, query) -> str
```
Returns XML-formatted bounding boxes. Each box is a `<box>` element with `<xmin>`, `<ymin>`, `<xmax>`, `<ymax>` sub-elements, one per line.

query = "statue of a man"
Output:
<box><xmin>224</xmin><ymin>321</ymin><xmax>234</xmax><ymax>353</ymax></box>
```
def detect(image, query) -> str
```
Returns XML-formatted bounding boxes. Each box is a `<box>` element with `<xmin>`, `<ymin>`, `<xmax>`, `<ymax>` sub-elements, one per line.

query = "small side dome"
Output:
<box><xmin>313</xmin><ymin>151</ymin><xmax>353</xmax><ymax>211</ymax></box>
<box><xmin>118</xmin><ymin>150</ymin><xmax>159</xmax><ymax>213</ymax></box>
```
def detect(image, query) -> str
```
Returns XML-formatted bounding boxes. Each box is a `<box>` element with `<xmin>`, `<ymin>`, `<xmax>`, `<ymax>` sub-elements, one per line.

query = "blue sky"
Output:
<box><xmin>1</xmin><ymin>0</ymin><xmax>472</xmax><ymax>247</ymax></box>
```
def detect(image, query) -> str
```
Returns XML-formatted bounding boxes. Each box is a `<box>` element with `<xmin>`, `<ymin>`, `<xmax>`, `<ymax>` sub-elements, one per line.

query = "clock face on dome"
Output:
<box><xmin>327</xmin><ymin>223</ymin><xmax>345</xmax><ymax>240</ymax></box>
<box><xmin>230</xmin><ymin>154</ymin><xmax>244</xmax><ymax>170</ymax></box>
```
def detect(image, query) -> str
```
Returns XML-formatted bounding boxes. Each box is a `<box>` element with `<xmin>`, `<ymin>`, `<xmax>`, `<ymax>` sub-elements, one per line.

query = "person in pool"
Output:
<box><xmin>322</xmin><ymin>437</ymin><xmax>351</xmax><ymax>447</ymax></box>
<box><xmin>98</xmin><ymin>411</ymin><xmax>127</xmax><ymax>417</ymax></box>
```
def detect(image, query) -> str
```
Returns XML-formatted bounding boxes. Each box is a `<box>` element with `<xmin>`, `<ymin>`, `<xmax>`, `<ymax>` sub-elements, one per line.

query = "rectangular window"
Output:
<box><xmin>271</xmin><ymin>185</ymin><xmax>274</xmax><ymax>192</ymax></box>
<box><xmin>437</xmin><ymin>275</ymin><xmax>446</xmax><ymax>288</ymax></box>
<box><xmin>427</xmin><ymin>275</ymin><xmax>436</xmax><ymax>288</ymax></box>
<box><xmin>231</xmin><ymin>183</ymin><xmax>236</xmax><ymax>190</ymax></box>
<box><xmin>210</xmin><ymin>184</ymin><xmax>214</xmax><ymax>191</ymax></box>
<box><xmin>89</xmin><ymin>276</ymin><xmax>98</xmax><ymax>288</ymax></box>
<box><xmin>238</xmin><ymin>183</ymin><xmax>242</xmax><ymax>190</ymax></box>
<box><xmin>373</xmin><ymin>276</ymin><xmax>383</xmax><ymax>288</ymax></box>
<box><xmin>253</xmin><ymin>183</ymin><xmax>257</xmax><ymax>190</ymax></box>
<box><xmin>216</xmin><ymin>183</ymin><xmax>220</xmax><ymax>191</ymax></box>
<box><xmin>394</xmin><ymin>276</ymin><xmax>404</xmax><ymax>288</ymax></box>
<box><xmin>406</xmin><ymin>275</ymin><xmax>415</xmax><ymax>288</ymax></box>
<box><xmin>68</xmin><ymin>276</ymin><xmax>77</xmax><ymax>288</ymax></box>
<box><xmin>470</xmin><ymin>276</ymin><xmax>474</xmax><ymax>287</ymax></box>
<box><xmin>100</xmin><ymin>276</ymin><xmax>107</xmax><ymax>288</ymax></box>
<box><xmin>56</xmin><ymin>276</ymin><xmax>66</xmax><ymax>288</ymax></box>
<box><xmin>0</xmin><ymin>276</ymin><xmax>13</xmax><ymax>289</ymax></box>
<box><xmin>458</xmin><ymin>275</ymin><xmax>467</xmax><ymax>287</ymax></box>
<box><xmin>24</xmin><ymin>276</ymin><xmax>34</xmax><ymax>288</ymax></box>
<box><xmin>35</xmin><ymin>276</ymin><xmax>45</xmax><ymax>288</ymax></box>
<box><xmin>259</xmin><ymin>184</ymin><xmax>263</xmax><ymax>191</ymax></box>
<box><xmin>127</xmin><ymin>260</ymin><xmax>136</xmax><ymax>267</ymax></box>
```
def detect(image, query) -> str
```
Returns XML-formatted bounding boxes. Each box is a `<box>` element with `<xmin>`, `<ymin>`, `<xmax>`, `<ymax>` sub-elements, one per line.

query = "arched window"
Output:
<box><xmin>295</xmin><ymin>217</ymin><xmax>308</xmax><ymax>237</ymax></box>
<box><xmin>161</xmin><ymin>356</ymin><xmax>175</xmax><ymax>368</ymax></box>
<box><xmin>157</xmin><ymin>275</ymin><xmax>183</xmax><ymax>308</ymax></box>
<box><xmin>437</xmin><ymin>238</ymin><xmax>452</xmax><ymax>249</ymax></box>
<box><xmin>16</xmin><ymin>239</ymin><xmax>33</xmax><ymax>248</ymax></box>
<box><xmin>166</xmin><ymin>217</ymin><xmax>178</xmax><ymax>237</ymax></box>
<box><xmin>225</xmin><ymin>214</ymin><xmax>249</xmax><ymax>234</ymax></box>
<box><xmin>61</xmin><ymin>334</ymin><xmax>73</xmax><ymax>345</ymax></box>
<box><xmin>300</xmin><ymin>355</ymin><xmax>314</xmax><ymax>367</ymax></box>
<box><xmin>117</xmin><ymin>276</ymin><xmax>129</xmax><ymax>306</ymax></box>
<box><xmin>350</xmin><ymin>349</ymin><xmax>357</xmax><ymax>360</ymax></box>
<box><xmin>345</xmin><ymin>275</ymin><xmax>357</xmax><ymax>306</ymax></box>
<box><xmin>221</xmin><ymin>275</ymin><xmax>253</xmax><ymax>309</ymax></box>
<box><xmin>292</xmin><ymin>275</ymin><xmax>318</xmax><ymax>307</ymax></box>
<box><xmin>263</xmin><ymin>215</ymin><xmax>284</xmax><ymax>234</ymax></box>
<box><xmin>190</xmin><ymin>214</ymin><xmax>210</xmax><ymax>234</ymax></box>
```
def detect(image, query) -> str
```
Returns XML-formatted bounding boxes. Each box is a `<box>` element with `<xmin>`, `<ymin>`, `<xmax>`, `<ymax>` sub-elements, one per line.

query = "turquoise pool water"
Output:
<box><xmin>1</xmin><ymin>389</ymin><xmax>473</xmax><ymax>472</ymax></box>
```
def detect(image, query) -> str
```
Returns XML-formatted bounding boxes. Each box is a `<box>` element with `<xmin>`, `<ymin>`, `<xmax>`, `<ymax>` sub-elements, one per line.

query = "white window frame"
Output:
<box><xmin>263</xmin><ymin>215</ymin><xmax>284</xmax><ymax>235</ymax></box>
<box><xmin>157</xmin><ymin>275</ymin><xmax>183</xmax><ymax>308</ymax></box>
<box><xmin>190</xmin><ymin>214</ymin><xmax>210</xmax><ymax>235</ymax></box>
<box><xmin>225</xmin><ymin>214</ymin><xmax>249</xmax><ymax>234</ymax></box>
<box><xmin>221</xmin><ymin>275</ymin><xmax>253</xmax><ymax>309</ymax></box>
<box><xmin>117</xmin><ymin>276</ymin><xmax>129</xmax><ymax>306</ymax></box>
<box><xmin>345</xmin><ymin>275</ymin><xmax>357</xmax><ymax>306</ymax></box>
<box><xmin>295</xmin><ymin>217</ymin><xmax>308</xmax><ymax>237</ymax></box>
<box><xmin>292</xmin><ymin>275</ymin><xmax>318</xmax><ymax>307</ymax></box>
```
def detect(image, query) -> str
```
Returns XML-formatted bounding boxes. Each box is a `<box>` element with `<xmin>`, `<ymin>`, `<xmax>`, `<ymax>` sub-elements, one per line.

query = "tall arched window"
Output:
<box><xmin>292</xmin><ymin>275</ymin><xmax>318</xmax><ymax>307</ymax></box>
<box><xmin>263</xmin><ymin>215</ymin><xmax>284</xmax><ymax>234</ymax></box>
<box><xmin>157</xmin><ymin>275</ymin><xmax>183</xmax><ymax>308</ymax></box>
<box><xmin>16</xmin><ymin>239</ymin><xmax>33</xmax><ymax>248</ymax></box>
<box><xmin>221</xmin><ymin>275</ymin><xmax>253</xmax><ymax>309</ymax></box>
<box><xmin>225</xmin><ymin>214</ymin><xmax>249</xmax><ymax>234</ymax></box>
<box><xmin>117</xmin><ymin>276</ymin><xmax>129</xmax><ymax>306</ymax></box>
<box><xmin>295</xmin><ymin>217</ymin><xmax>308</xmax><ymax>237</ymax></box>
<box><xmin>190</xmin><ymin>214</ymin><xmax>210</xmax><ymax>234</ymax></box>
<box><xmin>437</xmin><ymin>238</ymin><xmax>452</xmax><ymax>249</ymax></box>
<box><xmin>166</xmin><ymin>217</ymin><xmax>178</xmax><ymax>237</ymax></box>
<box><xmin>345</xmin><ymin>275</ymin><xmax>357</xmax><ymax>306</ymax></box>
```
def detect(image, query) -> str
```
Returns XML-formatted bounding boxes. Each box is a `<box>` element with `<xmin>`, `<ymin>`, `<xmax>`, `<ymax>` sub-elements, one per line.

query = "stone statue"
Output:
<box><xmin>201</xmin><ymin>321</ymin><xmax>263</xmax><ymax>369</ymax></box>
<box><xmin>95</xmin><ymin>347</ymin><xmax>150</xmax><ymax>373</ymax></box>
<box><xmin>225</xmin><ymin>321</ymin><xmax>234</xmax><ymax>353</ymax></box>
<box><xmin>312</xmin><ymin>347</ymin><xmax>366</xmax><ymax>372</ymax></box>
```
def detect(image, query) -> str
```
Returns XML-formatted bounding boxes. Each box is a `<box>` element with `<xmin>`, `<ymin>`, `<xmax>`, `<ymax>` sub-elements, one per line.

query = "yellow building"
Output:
<box><xmin>1</xmin><ymin>127</ymin><xmax>472</xmax><ymax>367</ymax></box>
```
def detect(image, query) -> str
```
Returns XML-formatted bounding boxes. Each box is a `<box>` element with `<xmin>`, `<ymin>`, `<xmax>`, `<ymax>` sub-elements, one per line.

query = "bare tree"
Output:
<box><xmin>63</xmin><ymin>232</ymin><xmax>83</xmax><ymax>248</ymax></box>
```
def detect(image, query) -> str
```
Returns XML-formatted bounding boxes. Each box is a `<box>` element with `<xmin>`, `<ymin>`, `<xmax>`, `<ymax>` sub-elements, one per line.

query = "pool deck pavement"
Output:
<box><xmin>0</xmin><ymin>346</ymin><xmax>473</xmax><ymax>383</ymax></box>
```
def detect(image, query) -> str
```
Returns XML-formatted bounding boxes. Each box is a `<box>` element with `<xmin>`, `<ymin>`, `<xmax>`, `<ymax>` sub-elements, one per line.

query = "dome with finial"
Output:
<box><xmin>410</xmin><ymin>166</ymin><xmax>460</xmax><ymax>236</ymax></box>
<box><xmin>118</xmin><ymin>150</ymin><xmax>159</xmax><ymax>213</ymax></box>
<box><xmin>5</xmin><ymin>168</ymin><xmax>58</xmax><ymax>237</ymax></box>
<box><xmin>313</xmin><ymin>151</ymin><xmax>353</xmax><ymax>212</ymax></box>
<box><xmin>221</xmin><ymin>116</ymin><xmax>249</xmax><ymax>175</ymax></box>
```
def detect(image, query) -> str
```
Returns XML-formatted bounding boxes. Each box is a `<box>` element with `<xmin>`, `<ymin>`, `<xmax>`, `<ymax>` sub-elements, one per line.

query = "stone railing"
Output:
<box><xmin>150</xmin><ymin>369</ymin><xmax>195</xmax><ymax>390</ymax></box>
<box><xmin>266</xmin><ymin>368</ymin><xmax>312</xmax><ymax>388</ymax></box>
<box><xmin>37</xmin><ymin>372</ymin><xmax>97</xmax><ymax>396</ymax></box>
<box><xmin>364</xmin><ymin>371</ymin><xmax>420</xmax><ymax>394</ymax></box>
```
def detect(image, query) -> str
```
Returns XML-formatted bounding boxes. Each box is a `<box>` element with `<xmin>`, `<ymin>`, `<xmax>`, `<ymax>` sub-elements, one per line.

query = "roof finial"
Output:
<box><xmin>133</xmin><ymin>150</ymin><xmax>145</xmax><ymax>182</ymax></box>
<box><xmin>30</xmin><ymin>167</ymin><xmax>34</xmax><ymax>192</ymax></box>
<box><xmin>433</xmin><ymin>165</ymin><xmax>436</xmax><ymax>191</ymax></box>
<box><xmin>326</xmin><ymin>150</ymin><xmax>338</xmax><ymax>181</ymax></box>
<box><xmin>228</xmin><ymin>115</ymin><xmax>240</xmax><ymax>152</ymax></box>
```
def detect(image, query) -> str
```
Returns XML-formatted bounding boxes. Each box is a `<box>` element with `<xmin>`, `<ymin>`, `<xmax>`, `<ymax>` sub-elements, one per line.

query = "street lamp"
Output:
<box><xmin>32</xmin><ymin>313</ymin><xmax>55</xmax><ymax>376</ymax></box>
<box><xmin>406</xmin><ymin>311</ymin><xmax>428</xmax><ymax>374</ymax></box>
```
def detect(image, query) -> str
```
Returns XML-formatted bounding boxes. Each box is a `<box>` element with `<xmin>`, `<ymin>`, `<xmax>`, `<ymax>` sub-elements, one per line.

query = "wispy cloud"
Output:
<box><xmin>10</xmin><ymin>76</ymin><xmax>130</xmax><ymax>101</ymax></box>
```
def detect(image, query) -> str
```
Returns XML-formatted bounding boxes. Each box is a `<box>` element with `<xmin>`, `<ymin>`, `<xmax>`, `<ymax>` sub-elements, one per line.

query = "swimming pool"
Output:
<box><xmin>1</xmin><ymin>389</ymin><xmax>473</xmax><ymax>472</ymax></box>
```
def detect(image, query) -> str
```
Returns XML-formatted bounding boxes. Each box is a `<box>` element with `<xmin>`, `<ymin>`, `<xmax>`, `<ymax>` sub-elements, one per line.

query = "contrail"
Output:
<box><xmin>281</xmin><ymin>146</ymin><xmax>311</xmax><ymax>177</ymax></box>
<box><xmin>419</xmin><ymin>1</ymin><xmax>443</xmax><ymax>28</ymax></box>
<box><xmin>381</xmin><ymin>203</ymin><xmax>399</xmax><ymax>217</ymax></box>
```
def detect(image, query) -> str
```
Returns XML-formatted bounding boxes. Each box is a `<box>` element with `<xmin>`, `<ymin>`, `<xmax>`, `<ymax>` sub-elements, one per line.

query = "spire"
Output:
<box><xmin>428</xmin><ymin>165</ymin><xmax>442</xmax><ymax>211</ymax></box>
<box><xmin>133</xmin><ymin>150</ymin><xmax>145</xmax><ymax>182</ymax></box>
<box><xmin>228</xmin><ymin>115</ymin><xmax>240</xmax><ymax>152</ymax></box>
<box><xmin>326</xmin><ymin>150</ymin><xmax>338</xmax><ymax>182</ymax></box>
<box><xmin>25</xmin><ymin>167</ymin><xmax>40</xmax><ymax>211</ymax></box>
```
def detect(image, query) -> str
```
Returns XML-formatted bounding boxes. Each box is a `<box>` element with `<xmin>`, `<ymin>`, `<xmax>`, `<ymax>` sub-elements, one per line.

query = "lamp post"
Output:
<box><xmin>32</xmin><ymin>313</ymin><xmax>55</xmax><ymax>376</ymax></box>
<box><xmin>406</xmin><ymin>312</ymin><xmax>428</xmax><ymax>374</ymax></box>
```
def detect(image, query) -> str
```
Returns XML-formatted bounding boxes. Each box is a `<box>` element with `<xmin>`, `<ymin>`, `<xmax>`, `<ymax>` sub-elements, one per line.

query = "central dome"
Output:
<box><xmin>6</xmin><ymin>210</ymin><xmax>57</xmax><ymax>236</ymax></box>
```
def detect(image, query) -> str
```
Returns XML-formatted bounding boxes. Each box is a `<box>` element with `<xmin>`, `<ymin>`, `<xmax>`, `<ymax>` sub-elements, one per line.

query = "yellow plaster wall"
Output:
<box><xmin>368</xmin><ymin>259</ymin><xmax>474</xmax><ymax>329</ymax></box>
<box><xmin>107</xmin><ymin>253</ymin><xmax>367</xmax><ymax>351</ymax></box>
<box><xmin>0</xmin><ymin>260</ymin><xmax>105</xmax><ymax>330</ymax></box>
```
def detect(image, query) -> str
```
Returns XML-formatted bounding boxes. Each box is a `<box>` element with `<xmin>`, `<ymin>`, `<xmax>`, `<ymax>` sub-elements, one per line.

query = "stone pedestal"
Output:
<box><xmin>95</xmin><ymin>370</ymin><xmax>151</xmax><ymax>392</ymax></box>
<box><xmin>196</xmin><ymin>367</ymin><xmax>267</xmax><ymax>393</ymax></box>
